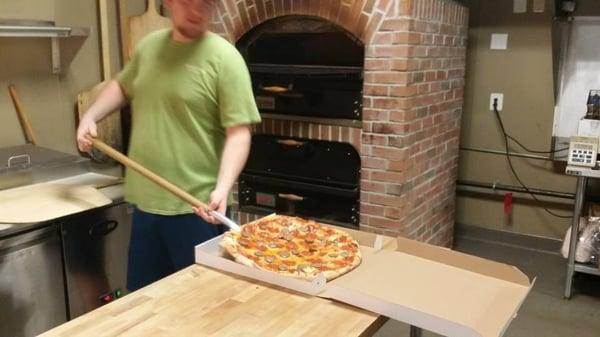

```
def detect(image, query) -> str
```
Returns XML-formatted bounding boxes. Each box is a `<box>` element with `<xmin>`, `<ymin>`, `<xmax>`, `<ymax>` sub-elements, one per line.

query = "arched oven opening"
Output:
<box><xmin>236</xmin><ymin>15</ymin><xmax>364</xmax><ymax>228</ymax></box>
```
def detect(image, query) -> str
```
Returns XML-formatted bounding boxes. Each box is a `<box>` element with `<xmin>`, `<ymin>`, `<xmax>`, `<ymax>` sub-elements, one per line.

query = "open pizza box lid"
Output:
<box><xmin>195</xmin><ymin>221</ymin><xmax>533</xmax><ymax>337</ymax></box>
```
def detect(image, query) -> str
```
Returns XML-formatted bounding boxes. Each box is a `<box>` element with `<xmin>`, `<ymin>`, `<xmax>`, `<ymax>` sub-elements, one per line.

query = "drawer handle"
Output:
<box><xmin>277</xmin><ymin>139</ymin><xmax>305</xmax><ymax>147</ymax></box>
<box><xmin>89</xmin><ymin>220</ymin><xmax>118</xmax><ymax>237</ymax></box>
<box><xmin>278</xmin><ymin>193</ymin><xmax>305</xmax><ymax>202</ymax></box>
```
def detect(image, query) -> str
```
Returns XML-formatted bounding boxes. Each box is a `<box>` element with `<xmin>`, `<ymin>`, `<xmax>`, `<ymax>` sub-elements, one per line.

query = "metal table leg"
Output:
<box><xmin>565</xmin><ymin>176</ymin><xmax>587</xmax><ymax>299</ymax></box>
<box><xmin>409</xmin><ymin>325</ymin><xmax>422</xmax><ymax>337</ymax></box>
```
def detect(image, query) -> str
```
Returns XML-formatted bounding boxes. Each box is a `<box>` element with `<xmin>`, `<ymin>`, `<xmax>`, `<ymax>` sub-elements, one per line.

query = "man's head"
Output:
<box><xmin>164</xmin><ymin>0</ymin><xmax>215</xmax><ymax>42</ymax></box>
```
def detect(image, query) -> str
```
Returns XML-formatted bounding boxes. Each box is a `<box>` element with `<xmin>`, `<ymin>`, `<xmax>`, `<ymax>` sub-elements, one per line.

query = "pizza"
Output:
<box><xmin>220</xmin><ymin>214</ymin><xmax>362</xmax><ymax>281</ymax></box>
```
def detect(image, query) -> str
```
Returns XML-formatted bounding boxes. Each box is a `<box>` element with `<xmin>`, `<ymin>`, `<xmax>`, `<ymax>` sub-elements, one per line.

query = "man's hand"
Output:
<box><xmin>193</xmin><ymin>188</ymin><xmax>228</xmax><ymax>224</ymax></box>
<box><xmin>74</xmin><ymin>80</ymin><xmax>129</xmax><ymax>152</ymax></box>
<box><xmin>76</xmin><ymin>116</ymin><xmax>98</xmax><ymax>152</ymax></box>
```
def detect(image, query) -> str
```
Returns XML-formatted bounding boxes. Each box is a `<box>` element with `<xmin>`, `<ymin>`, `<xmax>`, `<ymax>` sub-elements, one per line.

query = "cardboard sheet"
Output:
<box><xmin>322</xmin><ymin>245</ymin><xmax>532</xmax><ymax>337</ymax></box>
<box><xmin>195</xmin><ymin>219</ymin><xmax>533</xmax><ymax>337</ymax></box>
<box><xmin>0</xmin><ymin>182</ymin><xmax>111</xmax><ymax>223</ymax></box>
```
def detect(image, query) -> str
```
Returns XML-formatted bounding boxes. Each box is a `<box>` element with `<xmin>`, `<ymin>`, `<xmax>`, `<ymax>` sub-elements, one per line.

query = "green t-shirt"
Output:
<box><xmin>116</xmin><ymin>29</ymin><xmax>261</xmax><ymax>215</ymax></box>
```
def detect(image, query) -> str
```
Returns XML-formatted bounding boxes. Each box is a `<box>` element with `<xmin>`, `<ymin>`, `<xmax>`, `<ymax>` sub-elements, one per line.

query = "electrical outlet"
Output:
<box><xmin>490</xmin><ymin>93</ymin><xmax>504</xmax><ymax>111</ymax></box>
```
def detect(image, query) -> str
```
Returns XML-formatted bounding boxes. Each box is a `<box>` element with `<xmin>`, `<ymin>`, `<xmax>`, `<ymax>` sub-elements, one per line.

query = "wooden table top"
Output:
<box><xmin>40</xmin><ymin>265</ymin><xmax>385</xmax><ymax>337</ymax></box>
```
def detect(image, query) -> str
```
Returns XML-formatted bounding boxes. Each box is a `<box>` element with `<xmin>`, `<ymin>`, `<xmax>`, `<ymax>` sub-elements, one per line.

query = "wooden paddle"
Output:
<box><xmin>89</xmin><ymin>137</ymin><xmax>241</xmax><ymax>230</ymax></box>
<box><xmin>125</xmin><ymin>0</ymin><xmax>171</xmax><ymax>62</ymax></box>
<box><xmin>77</xmin><ymin>0</ymin><xmax>122</xmax><ymax>163</ymax></box>
<box><xmin>8</xmin><ymin>84</ymin><xmax>38</xmax><ymax>145</ymax></box>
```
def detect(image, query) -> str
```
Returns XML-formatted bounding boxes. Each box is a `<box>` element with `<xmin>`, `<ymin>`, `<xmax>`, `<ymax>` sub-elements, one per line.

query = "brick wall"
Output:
<box><xmin>212</xmin><ymin>0</ymin><xmax>469</xmax><ymax>247</ymax></box>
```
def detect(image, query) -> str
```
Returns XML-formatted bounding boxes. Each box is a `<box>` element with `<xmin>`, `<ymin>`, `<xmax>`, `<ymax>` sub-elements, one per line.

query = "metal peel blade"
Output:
<box><xmin>210</xmin><ymin>210</ymin><xmax>241</xmax><ymax>232</ymax></box>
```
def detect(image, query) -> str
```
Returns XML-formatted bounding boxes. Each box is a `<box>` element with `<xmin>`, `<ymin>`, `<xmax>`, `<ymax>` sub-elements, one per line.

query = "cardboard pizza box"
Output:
<box><xmin>194</xmin><ymin>221</ymin><xmax>533</xmax><ymax>337</ymax></box>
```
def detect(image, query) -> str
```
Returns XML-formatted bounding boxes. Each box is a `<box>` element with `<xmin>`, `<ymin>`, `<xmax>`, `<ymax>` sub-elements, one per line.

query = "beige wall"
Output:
<box><xmin>0</xmin><ymin>0</ymin><xmax>149</xmax><ymax>154</ymax></box>
<box><xmin>457</xmin><ymin>0</ymin><xmax>576</xmax><ymax>239</ymax></box>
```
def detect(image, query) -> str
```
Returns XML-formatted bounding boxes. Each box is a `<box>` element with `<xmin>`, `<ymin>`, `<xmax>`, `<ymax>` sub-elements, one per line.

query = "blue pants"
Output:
<box><xmin>127</xmin><ymin>207</ymin><xmax>225</xmax><ymax>291</ymax></box>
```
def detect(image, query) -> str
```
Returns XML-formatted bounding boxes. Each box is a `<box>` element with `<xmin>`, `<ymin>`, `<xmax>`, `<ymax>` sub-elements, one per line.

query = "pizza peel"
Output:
<box><xmin>88</xmin><ymin>137</ymin><xmax>240</xmax><ymax>231</ymax></box>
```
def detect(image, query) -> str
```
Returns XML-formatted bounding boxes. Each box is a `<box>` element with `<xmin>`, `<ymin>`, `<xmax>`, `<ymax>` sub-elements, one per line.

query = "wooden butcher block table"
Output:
<box><xmin>40</xmin><ymin>265</ymin><xmax>385</xmax><ymax>337</ymax></box>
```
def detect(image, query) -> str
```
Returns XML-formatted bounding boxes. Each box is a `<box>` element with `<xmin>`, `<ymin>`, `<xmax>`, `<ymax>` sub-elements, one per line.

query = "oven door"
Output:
<box><xmin>250</xmin><ymin>64</ymin><xmax>363</xmax><ymax>120</ymax></box>
<box><xmin>239</xmin><ymin>174</ymin><xmax>359</xmax><ymax>228</ymax></box>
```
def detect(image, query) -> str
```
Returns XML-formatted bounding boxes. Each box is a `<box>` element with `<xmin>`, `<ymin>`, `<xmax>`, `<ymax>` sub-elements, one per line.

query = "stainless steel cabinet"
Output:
<box><xmin>61</xmin><ymin>202</ymin><xmax>132</xmax><ymax>319</ymax></box>
<box><xmin>0</xmin><ymin>225</ymin><xmax>67</xmax><ymax>337</ymax></box>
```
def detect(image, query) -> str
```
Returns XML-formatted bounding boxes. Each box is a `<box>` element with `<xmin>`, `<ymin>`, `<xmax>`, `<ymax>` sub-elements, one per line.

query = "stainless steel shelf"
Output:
<box><xmin>0</xmin><ymin>23</ymin><xmax>90</xmax><ymax>74</ymax></box>
<box><xmin>573</xmin><ymin>263</ymin><xmax>600</xmax><ymax>276</ymax></box>
<box><xmin>564</xmin><ymin>175</ymin><xmax>600</xmax><ymax>298</ymax></box>
<box><xmin>0</xmin><ymin>25</ymin><xmax>89</xmax><ymax>37</ymax></box>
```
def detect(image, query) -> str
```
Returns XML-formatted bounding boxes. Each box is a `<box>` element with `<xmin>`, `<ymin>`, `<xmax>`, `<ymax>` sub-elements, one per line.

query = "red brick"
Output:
<box><xmin>361</xmin><ymin>179</ymin><xmax>386</xmax><ymax>193</ymax></box>
<box><xmin>372</xmin><ymin>146</ymin><xmax>409</xmax><ymax>160</ymax></box>
<box><xmin>369</xmin><ymin>45</ymin><xmax>410</xmax><ymax>58</ymax></box>
<box><xmin>372</xmin><ymin>97</ymin><xmax>415</xmax><ymax>109</ymax></box>
<box><xmin>369</xmin><ymin>216</ymin><xmax>402</xmax><ymax>229</ymax></box>
<box><xmin>364</xmin><ymin>71</ymin><xmax>410</xmax><ymax>84</ymax></box>
<box><xmin>385</xmin><ymin>206</ymin><xmax>406</xmax><ymax>219</ymax></box>
<box><xmin>372</xmin><ymin>122</ymin><xmax>409</xmax><ymax>134</ymax></box>
<box><xmin>364</xmin><ymin>59</ymin><xmax>391</xmax><ymax>71</ymax></box>
<box><xmin>362</xmin><ymin>133</ymin><xmax>388</xmax><ymax>145</ymax></box>
<box><xmin>389</xmin><ymin>110</ymin><xmax>416</xmax><ymax>122</ymax></box>
<box><xmin>380</xmin><ymin>18</ymin><xmax>411</xmax><ymax>32</ymax></box>
<box><xmin>364</xmin><ymin>84</ymin><xmax>389</xmax><ymax>96</ymax></box>
<box><xmin>389</xmin><ymin>85</ymin><xmax>419</xmax><ymax>97</ymax></box>
<box><xmin>361</xmin><ymin>202</ymin><xmax>385</xmax><ymax>217</ymax></box>
<box><xmin>372</xmin><ymin>32</ymin><xmax>393</xmax><ymax>45</ymax></box>
<box><xmin>371</xmin><ymin>170</ymin><xmax>406</xmax><ymax>183</ymax></box>
<box><xmin>369</xmin><ymin>194</ymin><xmax>406</xmax><ymax>207</ymax></box>
<box><xmin>393</xmin><ymin>32</ymin><xmax>421</xmax><ymax>45</ymax></box>
<box><xmin>362</xmin><ymin>109</ymin><xmax>389</xmax><ymax>121</ymax></box>
<box><xmin>388</xmin><ymin>159</ymin><xmax>411</xmax><ymax>172</ymax></box>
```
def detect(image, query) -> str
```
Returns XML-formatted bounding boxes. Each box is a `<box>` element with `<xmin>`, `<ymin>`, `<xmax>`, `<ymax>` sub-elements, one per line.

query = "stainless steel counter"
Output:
<box><xmin>0</xmin><ymin>145</ymin><xmax>130</xmax><ymax>336</ymax></box>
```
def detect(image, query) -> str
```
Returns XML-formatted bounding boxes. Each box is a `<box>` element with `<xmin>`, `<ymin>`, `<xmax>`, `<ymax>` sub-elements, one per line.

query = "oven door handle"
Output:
<box><xmin>278</xmin><ymin>193</ymin><xmax>305</xmax><ymax>202</ymax></box>
<box><xmin>277</xmin><ymin>139</ymin><xmax>305</xmax><ymax>147</ymax></box>
<box><xmin>260</xmin><ymin>84</ymin><xmax>292</xmax><ymax>93</ymax></box>
<box><xmin>260</xmin><ymin>84</ymin><xmax>304</xmax><ymax>98</ymax></box>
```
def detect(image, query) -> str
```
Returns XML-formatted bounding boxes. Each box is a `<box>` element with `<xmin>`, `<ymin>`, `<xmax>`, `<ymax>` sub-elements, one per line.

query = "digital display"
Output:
<box><xmin>256</xmin><ymin>192</ymin><xmax>276</xmax><ymax>207</ymax></box>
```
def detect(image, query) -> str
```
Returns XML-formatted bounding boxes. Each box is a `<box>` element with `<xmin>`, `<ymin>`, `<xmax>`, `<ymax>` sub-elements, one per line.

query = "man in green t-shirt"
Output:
<box><xmin>76</xmin><ymin>0</ymin><xmax>260</xmax><ymax>290</ymax></box>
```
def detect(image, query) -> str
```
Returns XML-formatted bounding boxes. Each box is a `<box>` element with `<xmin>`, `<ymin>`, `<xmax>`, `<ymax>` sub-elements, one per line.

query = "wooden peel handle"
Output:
<box><xmin>89</xmin><ymin>137</ymin><xmax>209</xmax><ymax>210</ymax></box>
<box><xmin>8</xmin><ymin>84</ymin><xmax>38</xmax><ymax>145</ymax></box>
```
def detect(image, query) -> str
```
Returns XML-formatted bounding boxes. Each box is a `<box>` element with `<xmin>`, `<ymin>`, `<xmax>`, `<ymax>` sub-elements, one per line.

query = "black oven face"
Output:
<box><xmin>239</xmin><ymin>134</ymin><xmax>360</xmax><ymax>228</ymax></box>
<box><xmin>236</xmin><ymin>16</ymin><xmax>364</xmax><ymax>121</ymax></box>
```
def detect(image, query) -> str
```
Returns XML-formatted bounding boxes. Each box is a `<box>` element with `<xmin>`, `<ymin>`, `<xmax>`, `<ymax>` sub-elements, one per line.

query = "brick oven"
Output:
<box><xmin>209</xmin><ymin>0</ymin><xmax>469</xmax><ymax>247</ymax></box>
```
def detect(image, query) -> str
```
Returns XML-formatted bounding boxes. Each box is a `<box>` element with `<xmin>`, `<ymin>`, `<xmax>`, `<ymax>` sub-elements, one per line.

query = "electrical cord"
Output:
<box><xmin>506</xmin><ymin>134</ymin><xmax>569</xmax><ymax>154</ymax></box>
<box><xmin>493</xmin><ymin>100</ymin><xmax>573</xmax><ymax>218</ymax></box>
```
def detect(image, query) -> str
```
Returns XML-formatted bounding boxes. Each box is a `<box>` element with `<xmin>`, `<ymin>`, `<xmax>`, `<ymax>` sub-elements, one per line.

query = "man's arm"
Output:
<box><xmin>194</xmin><ymin>125</ymin><xmax>252</xmax><ymax>224</ymax></box>
<box><xmin>76</xmin><ymin>80</ymin><xmax>129</xmax><ymax>152</ymax></box>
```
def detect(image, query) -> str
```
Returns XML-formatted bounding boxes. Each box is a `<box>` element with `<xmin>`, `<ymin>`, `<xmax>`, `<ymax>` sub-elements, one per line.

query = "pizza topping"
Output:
<box><xmin>267</xmin><ymin>242</ymin><xmax>279</xmax><ymax>249</ymax></box>
<box><xmin>254</xmin><ymin>251</ymin><xmax>264</xmax><ymax>257</ymax></box>
<box><xmin>241</xmin><ymin>231</ymin><xmax>251</xmax><ymax>238</ymax></box>
<box><xmin>328</xmin><ymin>253</ymin><xmax>338</xmax><ymax>258</ymax></box>
<box><xmin>278</xmin><ymin>250</ymin><xmax>290</xmax><ymax>258</ymax></box>
<box><xmin>340</xmin><ymin>251</ymin><xmax>349</xmax><ymax>257</ymax></box>
<box><xmin>291</xmin><ymin>249</ymin><xmax>300</xmax><ymax>256</ymax></box>
<box><xmin>278</xmin><ymin>265</ymin><xmax>288</xmax><ymax>272</ymax></box>
<box><xmin>265</xmin><ymin>255</ymin><xmax>275</xmax><ymax>263</ymax></box>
